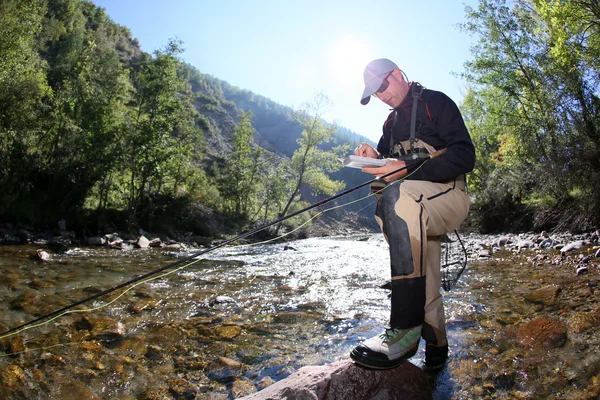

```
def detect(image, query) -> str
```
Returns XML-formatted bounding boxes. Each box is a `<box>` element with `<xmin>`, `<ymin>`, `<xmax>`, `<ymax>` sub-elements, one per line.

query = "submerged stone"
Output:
<box><xmin>517</xmin><ymin>317</ymin><xmax>568</xmax><ymax>349</ymax></box>
<box><xmin>525</xmin><ymin>285</ymin><xmax>561</xmax><ymax>306</ymax></box>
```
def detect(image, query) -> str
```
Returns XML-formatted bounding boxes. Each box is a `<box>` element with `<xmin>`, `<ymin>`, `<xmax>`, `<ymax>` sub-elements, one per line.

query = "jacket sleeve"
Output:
<box><xmin>406</xmin><ymin>92</ymin><xmax>475</xmax><ymax>182</ymax></box>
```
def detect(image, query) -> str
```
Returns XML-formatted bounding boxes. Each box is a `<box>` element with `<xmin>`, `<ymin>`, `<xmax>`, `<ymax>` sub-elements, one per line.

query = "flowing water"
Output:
<box><xmin>1</xmin><ymin>234</ymin><xmax>599</xmax><ymax>399</ymax></box>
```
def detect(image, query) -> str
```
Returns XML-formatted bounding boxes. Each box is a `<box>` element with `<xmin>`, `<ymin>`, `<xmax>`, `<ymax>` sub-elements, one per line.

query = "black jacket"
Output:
<box><xmin>376</xmin><ymin>83</ymin><xmax>475</xmax><ymax>182</ymax></box>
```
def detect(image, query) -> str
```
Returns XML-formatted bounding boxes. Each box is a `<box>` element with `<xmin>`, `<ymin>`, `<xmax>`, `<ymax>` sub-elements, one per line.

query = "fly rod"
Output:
<box><xmin>0</xmin><ymin>149</ymin><xmax>446</xmax><ymax>338</ymax></box>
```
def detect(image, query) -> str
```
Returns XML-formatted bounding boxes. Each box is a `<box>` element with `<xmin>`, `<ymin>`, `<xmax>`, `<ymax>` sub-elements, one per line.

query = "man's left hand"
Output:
<box><xmin>362</xmin><ymin>158</ymin><xmax>407</xmax><ymax>182</ymax></box>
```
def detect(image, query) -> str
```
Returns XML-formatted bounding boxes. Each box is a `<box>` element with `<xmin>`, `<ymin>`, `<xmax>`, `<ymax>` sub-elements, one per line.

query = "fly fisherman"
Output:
<box><xmin>350</xmin><ymin>58</ymin><xmax>475</xmax><ymax>370</ymax></box>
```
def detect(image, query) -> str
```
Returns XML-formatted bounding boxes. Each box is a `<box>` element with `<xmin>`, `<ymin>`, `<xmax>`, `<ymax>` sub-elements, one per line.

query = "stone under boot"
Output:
<box><xmin>350</xmin><ymin>325</ymin><xmax>421</xmax><ymax>369</ymax></box>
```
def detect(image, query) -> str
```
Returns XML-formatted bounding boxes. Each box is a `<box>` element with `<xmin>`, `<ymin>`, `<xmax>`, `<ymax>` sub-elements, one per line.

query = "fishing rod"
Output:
<box><xmin>0</xmin><ymin>149</ymin><xmax>446</xmax><ymax>339</ymax></box>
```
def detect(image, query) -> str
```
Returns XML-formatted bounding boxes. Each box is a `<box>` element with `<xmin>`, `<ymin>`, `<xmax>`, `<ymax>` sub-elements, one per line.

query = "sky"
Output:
<box><xmin>92</xmin><ymin>0</ymin><xmax>479</xmax><ymax>143</ymax></box>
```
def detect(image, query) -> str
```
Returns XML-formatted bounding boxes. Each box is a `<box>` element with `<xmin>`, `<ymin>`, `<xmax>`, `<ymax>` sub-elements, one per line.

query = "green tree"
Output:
<box><xmin>0</xmin><ymin>0</ymin><xmax>49</xmax><ymax>219</ymax></box>
<box><xmin>461</xmin><ymin>0</ymin><xmax>600</xmax><ymax>230</ymax></box>
<box><xmin>124</xmin><ymin>39</ymin><xmax>201</xmax><ymax>228</ymax></box>
<box><xmin>275</xmin><ymin>92</ymin><xmax>349</xmax><ymax>234</ymax></box>
<box><xmin>214</xmin><ymin>111</ymin><xmax>268</xmax><ymax>218</ymax></box>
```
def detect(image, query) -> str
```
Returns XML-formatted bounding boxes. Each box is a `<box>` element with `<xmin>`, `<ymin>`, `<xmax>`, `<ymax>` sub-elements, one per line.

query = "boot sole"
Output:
<box><xmin>349</xmin><ymin>344</ymin><xmax>419</xmax><ymax>370</ymax></box>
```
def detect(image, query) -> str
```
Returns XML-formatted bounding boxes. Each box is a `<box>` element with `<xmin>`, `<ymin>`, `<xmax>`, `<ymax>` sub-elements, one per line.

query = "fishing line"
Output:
<box><xmin>0</xmin><ymin>151</ymin><xmax>443</xmax><ymax>342</ymax></box>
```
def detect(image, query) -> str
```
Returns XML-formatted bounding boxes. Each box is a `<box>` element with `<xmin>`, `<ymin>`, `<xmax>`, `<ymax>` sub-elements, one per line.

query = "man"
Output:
<box><xmin>349</xmin><ymin>58</ymin><xmax>475</xmax><ymax>370</ymax></box>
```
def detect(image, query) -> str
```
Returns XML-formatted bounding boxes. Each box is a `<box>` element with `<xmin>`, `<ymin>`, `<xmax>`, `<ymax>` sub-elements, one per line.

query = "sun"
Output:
<box><xmin>327</xmin><ymin>34</ymin><xmax>373</xmax><ymax>85</ymax></box>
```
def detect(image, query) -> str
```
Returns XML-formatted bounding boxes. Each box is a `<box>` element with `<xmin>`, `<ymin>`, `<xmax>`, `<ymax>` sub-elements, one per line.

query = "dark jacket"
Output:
<box><xmin>376</xmin><ymin>83</ymin><xmax>475</xmax><ymax>182</ymax></box>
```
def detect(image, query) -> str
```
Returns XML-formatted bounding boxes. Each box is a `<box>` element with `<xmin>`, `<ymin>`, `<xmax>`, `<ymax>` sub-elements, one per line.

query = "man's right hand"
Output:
<box><xmin>354</xmin><ymin>143</ymin><xmax>379</xmax><ymax>158</ymax></box>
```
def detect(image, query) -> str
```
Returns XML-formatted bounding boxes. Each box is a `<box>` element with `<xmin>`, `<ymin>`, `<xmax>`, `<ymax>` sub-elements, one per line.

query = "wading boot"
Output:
<box><xmin>350</xmin><ymin>325</ymin><xmax>421</xmax><ymax>369</ymax></box>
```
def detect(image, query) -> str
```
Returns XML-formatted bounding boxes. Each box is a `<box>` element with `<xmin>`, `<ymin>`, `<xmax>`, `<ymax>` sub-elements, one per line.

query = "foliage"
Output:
<box><xmin>460</xmin><ymin>0</ymin><xmax>600</xmax><ymax>232</ymax></box>
<box><xmin>275</xmin><ymin>92</ymin><xmax>349</xmax><ymax>234</ymax></box>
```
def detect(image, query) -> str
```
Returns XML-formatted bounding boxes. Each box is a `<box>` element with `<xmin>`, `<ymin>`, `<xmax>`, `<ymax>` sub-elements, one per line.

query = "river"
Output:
<box><xmin>1</xmin><ymin>233</ymin><xmax>599</xmax><ymax>399</ymax></box>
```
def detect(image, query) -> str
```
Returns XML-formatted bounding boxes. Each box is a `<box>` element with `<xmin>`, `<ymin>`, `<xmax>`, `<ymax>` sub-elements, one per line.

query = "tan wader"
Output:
<box><xmin>373</xmin><ymin>140</ymin><xmax>470</xmax><ymax>351</ymax></box>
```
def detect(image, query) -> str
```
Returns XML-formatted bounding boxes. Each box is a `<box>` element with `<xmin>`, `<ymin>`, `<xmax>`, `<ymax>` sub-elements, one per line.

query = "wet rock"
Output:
<box><xmin>232</xmin><ymin>379</ymin><xmax>257</xmax><ymax>398</ymax></box>
<box><xmin>168</xmin><ymin>378</ymin><xmax>198</xmax><ymax>399</ymax></box>
<box><xmin>539</xmin><ymin>238</ymin><xmax>556</xmax><ymax>248</ymax></box>
<box><xmin>88</xmin><ymin>236</ymin><xmax>106</xmax><ymax>246</ymax></box>
<box><xmin>36</xmin><ymin>249</ymin><xmax>50</xmax><ymax>261</ymax></box>
<box><xmin>78</xmin><ymin>316</ymin><xmax>126</xmax><ymax>341</ymax></box>
<box><xmin>8</xmin><ymin>336</ymin><xmax>25</xmax><ymax>354</ymax></box>
<box><xmin>568</xmin><ymin>311</ymin><xmax>600</xmax><ymax>333</ymax></box>
<box><xmin>524</xmin><ymin>285</ymin><xmax>561</xmax><ymax>306</ymax></box>
<box><xmin>257</xmin><ymin>376</ymin><xmax>276</xmax><ymax>390</ymax></box>
<box><xmin>53</xmin><ymin>377</ymin><xmax>100</xmax><ymax>400</ymax></box>
<box><xmin>149</xmin><ymin>238</ymin><xmax>162</xmax><ymax>247</ymax></box>
<box><xmin>478</xmin><ymin>249</ymin><xmax>492</xmax><ymax>259</ymax></box>
<box><xmin>497</xmin><ymin>236</ymin><xmax>511</xmax><ymax>247</ymax></box>
<box><xmin>238</xmin><ymin>360</ymin><xmax>432</xmax><ymax>400</ymax></box>
<box><xmin>284</xmin><ymin>245</ymin><xmax>297</xmax><ymax>251</ymax></box>
<box><xmin>136</xmin><ymin>235</ymin><xmax>150</xmax><ymax>248</ymax></box>
<box><xmin>517</xmin><ymin>317</ymin><xmax>568</xmax><ymax>349</ymax></box>
<box><xmin>211</xmin><ymin>295</ymin><xmax>237</xmax><ymax>305</ymax></box>
<box><xmin>517</xmin><ymin>240</ymin><xmax>534</xmax><ymax>249</ymax></box>
<box><xmin>48</xmin><ymin>235</ymin><xmax>72</xmax><ymax>250</ymax></box>
<box><xmin>142</xmin><ymin>387</ymin><xmax>172</xmax><ymax>400</ymax></box>
<box><xmin>577</xmin><ymin>266</ymin><xmax>589</xmax><ymax>275</ymax></box>
<box><xmin>216</xmin><ymin>325</ymin><xmax>241</xmax><ymax>339</ymax></box>
<box><xmin>1</xmin><ymin>364</ymin><xmax>25</xmax><ymax>390</ymax></box>
<box><xmin>219</xmin><ymin>357</ymin><xmax>243</xmax><ymax>368</ymax></box>
<box><xmin>560</xmin><ymin>241</ymin><xmax>584</xmax><ymax>255</ymax></box>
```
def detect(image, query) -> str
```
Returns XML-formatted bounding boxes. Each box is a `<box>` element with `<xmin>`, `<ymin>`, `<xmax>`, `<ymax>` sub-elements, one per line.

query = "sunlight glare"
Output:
<box><xmin>326</xmin><ymin>34</ymin><xmax>373</xmax><ymax>86</ymax></box>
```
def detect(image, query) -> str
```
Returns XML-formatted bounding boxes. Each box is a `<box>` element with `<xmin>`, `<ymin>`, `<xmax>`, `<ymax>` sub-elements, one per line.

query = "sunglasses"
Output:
<box><xmin>372</xmin><ymin>71</ymin><xmax>393</xmax><ymax>98</ymax></box>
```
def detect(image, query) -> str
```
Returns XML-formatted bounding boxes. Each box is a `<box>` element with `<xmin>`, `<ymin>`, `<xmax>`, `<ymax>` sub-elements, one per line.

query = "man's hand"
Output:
<box><xmin>354</xmin><ymin>142</ymin><xmax>379</xmax><ymax>158</ymax></box>
<box><xmin>362</xmin><ymin>158</ymin><xmax>407</xmax><ymax>182</ymax></box>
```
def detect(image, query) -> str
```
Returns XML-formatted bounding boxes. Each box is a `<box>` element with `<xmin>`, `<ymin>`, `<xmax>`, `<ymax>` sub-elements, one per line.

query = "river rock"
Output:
<box><xmin>568</xmin><ymin>311</ymin><xmax>600</xmax><ymax>333</ymax></box>
<box><xmin>53</xmin><ymin>377</ymin><xmax>100</xmax><ymax>400</ymax></box>
<box><xmin>149</xmin><ymin>238</ymin><xmax>162</xmax><ymax>247</ymax></box>
<box><xmin>524</xmin><ymin>285</ymin><xmax>561</xmax><ymax>306</ymax></box>
<box><xmin>136</xmin><ymin>235</ymin><xmax>150</xmax><ymax>248</ymax></box>
<box><xmin>0</xmin><ymin>364</ymin><xmax>25</xmax><ymax>389</ymax></box>
<box><xmin>595</xmin><ymin>248</ymin><xmax>600</xmax><ymax>258</ymax></box>
<box><xmin>478</xmin><ymin>249</ymin><xmax>492</xmax><ymax>259</ymax></box>
<box><xmin>517</xmin><ymin>240</ymin><xmax>534</xmax><ymax>249</ymax></box>
<box><xmin>539</xmin><ymin>238</ymin><xmax>556</xmax><ymax>248</ymax></box>
<box><xmin>216</xmin><ymin>325</ymin><xmax>241</xmax><ymax>339</ymax></box>
<box><xmin>497</xmin><ymin>236</ymin><xmax>511</xmax><ymax>247</ymax></box>
<box><xmin>560</xmin><ymin>241</ymin><xmax>584</xmax><ymax>255</ymax></box>
<box><xmin>237</xmin><ymin>360</ymin><xmax>432</xmax><ymax>400</ymax></box>
<box><xmin>517</xmin><ymin>317</ymin><xmax>568</xmax><ymax>349</ymax></box>
<box><xmin>232</xmin><ymin>379</ymin><xmax>257</xmax><ymax>398</ymax></box>
<box><xmin>168</xmin><ymin>378</ymin><xmax>198</xmax><ymax>399</ymax></box>
<box><xmin>576</xmin><ymin>266</ymin><xmax>588</xmax><ymax>275</ymax></box>
<box><xmin>36</xmin><ymin>249</ymin><xmax>50</xmax><ymax>261</ymax></box>
<box><xmin>88</xmin><ymin>236</ymin><xmax>106</xmax><ymax>246</ymax></box>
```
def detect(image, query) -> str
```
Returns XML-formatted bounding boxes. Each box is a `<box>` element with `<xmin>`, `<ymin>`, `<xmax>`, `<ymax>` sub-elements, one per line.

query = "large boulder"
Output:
<box><xmin>237</xmin><ymin>360</ymin><xmax>432</xmax><ymax>400</ymax></box>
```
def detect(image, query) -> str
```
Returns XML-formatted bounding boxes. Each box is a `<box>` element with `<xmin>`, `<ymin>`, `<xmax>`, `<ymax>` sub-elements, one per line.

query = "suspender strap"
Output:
<box><xmin>409</xmin><ymin>83</ymin><xmax>424</xmax><ymax>158</ymax></box>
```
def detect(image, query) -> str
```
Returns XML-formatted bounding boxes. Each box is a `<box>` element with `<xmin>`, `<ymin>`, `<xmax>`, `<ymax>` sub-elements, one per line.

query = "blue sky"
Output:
<box><xmin>92</xmin><ymin>0</ymin><xmax>479</xmax><ymax>142</ymax></box>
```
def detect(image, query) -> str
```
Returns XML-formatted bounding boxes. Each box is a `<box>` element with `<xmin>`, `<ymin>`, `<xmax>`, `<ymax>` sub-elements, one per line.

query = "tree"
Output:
<box><xmin>275</xmin><ymin>92</ymin><xmax>349</xmax><ymax>234</ymax></box>
<box><xmin>124</xmin><ymin>39</ymin><xmax>202</xmax><ymax>228</ymax></box>
<box><xmin>460</xmin><ymin>0</ymin><xmax>600</xmax><ymax>230</ymax></box>
<box><xmin>0</xmin><ymin>0</ymin><xmax>49</xmax><ymax>219</ymax></box>
<box><xmin>214</xmin><ymin>111</ymin><xmax>267</xmax><ymax>218</ymax></box>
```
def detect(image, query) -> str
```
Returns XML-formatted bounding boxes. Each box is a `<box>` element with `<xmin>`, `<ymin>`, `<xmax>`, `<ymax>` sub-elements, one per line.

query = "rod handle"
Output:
<box><xmin>430</xmin><ymin>148</ymin><xmax>448</xmax><ymax>159</ymax></box>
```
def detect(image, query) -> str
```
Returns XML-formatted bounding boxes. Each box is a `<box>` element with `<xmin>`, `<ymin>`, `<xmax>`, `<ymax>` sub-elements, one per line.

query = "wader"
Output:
<box><xmin>373</xmin><ymin>139</ymin><xmax>470</xmax><ymax>359</ymax></box>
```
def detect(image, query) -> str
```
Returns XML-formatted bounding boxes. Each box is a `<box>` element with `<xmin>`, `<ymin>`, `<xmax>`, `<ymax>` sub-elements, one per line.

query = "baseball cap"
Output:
<box><xmin>360</xmin><ymin>58</ymin><xmax>398</xmax><ymax>105</ymax></box>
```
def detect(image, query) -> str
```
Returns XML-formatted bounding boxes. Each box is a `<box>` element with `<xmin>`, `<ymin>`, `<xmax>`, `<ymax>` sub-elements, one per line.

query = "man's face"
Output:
<box><xmin>373</xmin><ymin>69</ymin><xmax>410</xmax><ymax>108</ymax></box>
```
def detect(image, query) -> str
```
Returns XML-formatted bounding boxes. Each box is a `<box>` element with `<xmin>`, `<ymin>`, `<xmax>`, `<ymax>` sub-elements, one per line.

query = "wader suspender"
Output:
<box><xmin>409</xmin><ymin>83</ymin><xmax>424</xmax><ymax>159</ymax></box>
<box><xmin>388</xmin><ymin>83</ymin><xmax>425</xmax><ymax>159</ymax></box>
